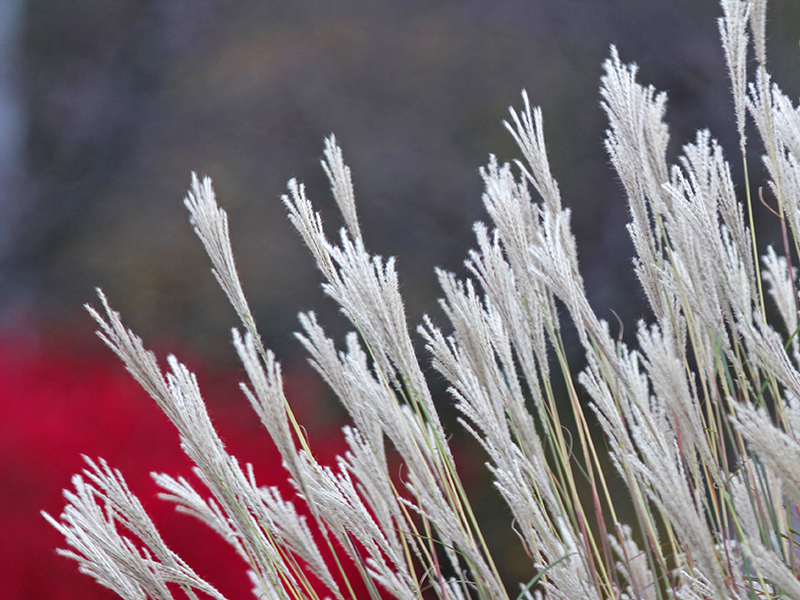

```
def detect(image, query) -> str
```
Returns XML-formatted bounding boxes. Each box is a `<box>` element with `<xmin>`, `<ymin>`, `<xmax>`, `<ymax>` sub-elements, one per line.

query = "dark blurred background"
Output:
<box><xmin>7</xmin><ymin>0</ymin><xmax>798</xmax><ymax>357</ymax></box>
<box><xmin>3</xmin><ymin>0</ymin><xmax>800</xmax><ymax>598</ymax></box>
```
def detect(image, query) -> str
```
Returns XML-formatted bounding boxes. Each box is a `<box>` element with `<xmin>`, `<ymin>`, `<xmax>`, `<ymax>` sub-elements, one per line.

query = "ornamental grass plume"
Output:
<box><xmin>45</xmin><ymin>0</ymin><xmax>800</xmax><ymax>598</ymax></box>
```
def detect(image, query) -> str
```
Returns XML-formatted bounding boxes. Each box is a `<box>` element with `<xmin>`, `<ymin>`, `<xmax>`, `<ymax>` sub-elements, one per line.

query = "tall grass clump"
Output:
<box><xmin>44</xmin><ymin>1</ymin><xmax>800</xmax><ymax>598</ymax></box>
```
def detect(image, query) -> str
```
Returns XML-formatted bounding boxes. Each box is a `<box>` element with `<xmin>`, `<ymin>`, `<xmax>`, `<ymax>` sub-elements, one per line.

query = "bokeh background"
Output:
<box><xmin>3</xmin><ymin>1</ymin><xmax>800</xmax><ymax>598</ymax></box>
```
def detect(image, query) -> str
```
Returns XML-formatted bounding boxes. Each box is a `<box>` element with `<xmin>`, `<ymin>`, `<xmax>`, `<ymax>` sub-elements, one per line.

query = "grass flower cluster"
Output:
<box><xmin>45</xmin><ymin>1</ymin><xmax>800</xmax><ymax>598</ymax></box>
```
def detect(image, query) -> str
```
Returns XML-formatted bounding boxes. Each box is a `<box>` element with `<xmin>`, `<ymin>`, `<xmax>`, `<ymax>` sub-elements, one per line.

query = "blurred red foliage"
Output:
<box><xmin>0</xmin><ymin>329</ymin><xmax>356</xmax><ymax>600</ymax></box>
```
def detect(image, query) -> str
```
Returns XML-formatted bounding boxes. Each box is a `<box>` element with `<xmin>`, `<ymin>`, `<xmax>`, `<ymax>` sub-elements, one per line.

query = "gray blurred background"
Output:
<box><xmin>5</xmin><ymin>0</ymin><xmax>800</xmax><ymax>358</ymax></box>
